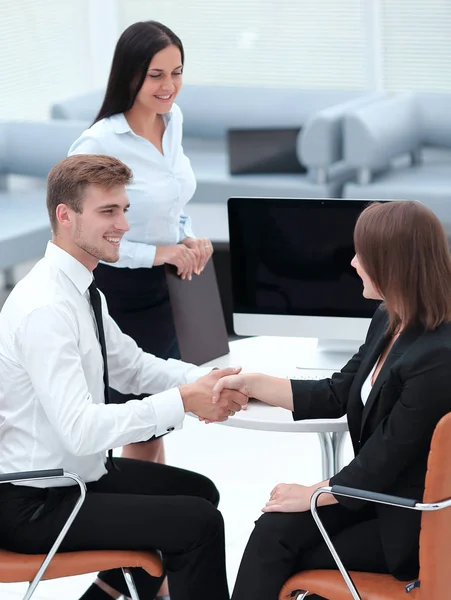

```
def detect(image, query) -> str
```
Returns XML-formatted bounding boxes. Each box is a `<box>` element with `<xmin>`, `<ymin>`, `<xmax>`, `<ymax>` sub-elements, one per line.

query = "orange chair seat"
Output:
<box><xmin>0</xmin><ymin>548</ymin><xmax>162</xmax><ymax>583</ymax></box>
<box><xmin>279</xmin><ymin>569</ymin><xmax>421</xmax><ymax>600</ymax></box>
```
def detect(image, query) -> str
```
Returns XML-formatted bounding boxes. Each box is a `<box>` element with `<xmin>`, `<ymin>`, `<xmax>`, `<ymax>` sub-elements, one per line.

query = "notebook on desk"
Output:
<box><xmin>165</xmin><ymin>259</ymin><xmax>229</xmax><ymax>366</ymax></box>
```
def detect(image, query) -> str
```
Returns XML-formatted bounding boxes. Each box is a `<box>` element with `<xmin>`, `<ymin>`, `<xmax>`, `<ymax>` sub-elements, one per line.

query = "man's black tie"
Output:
<box><xmin>89</xmin><ymin>280</ymin><xmax>114</xmax><ymax>468</ymax></box>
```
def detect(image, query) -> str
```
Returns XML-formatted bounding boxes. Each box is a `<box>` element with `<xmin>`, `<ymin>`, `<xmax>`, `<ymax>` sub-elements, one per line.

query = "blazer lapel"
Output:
<box><xmin>360</xmin><ymin>323</ymin><xmax>423</xmax><ymax>434</ymax></box>
<box><xmin>346</xmin><ymin>322</ymin><xmax>387</xmax><ymax>449</ymax></box>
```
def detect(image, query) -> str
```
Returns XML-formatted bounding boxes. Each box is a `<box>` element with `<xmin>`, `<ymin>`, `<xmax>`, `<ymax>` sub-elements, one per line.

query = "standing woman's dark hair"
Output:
<box><xmin>94</xmin><ymin>21</ymin><xmax>184</xmax><ymax>123</ymax></box>
<box><xmin>354</xmin><ymin>200</ymin><xmax>451</xmax><ymax>333</ymax></box>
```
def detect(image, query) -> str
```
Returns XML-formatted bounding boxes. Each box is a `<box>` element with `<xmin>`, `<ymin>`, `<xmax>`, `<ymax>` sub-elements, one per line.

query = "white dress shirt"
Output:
<box><xmin>0</xmin><ymin>242</ymin><xmax>209</xmax><ymax>487</ymax></box>
<box><xmin>68</xmin><ymin>104</ymin><xmax>197</xmax><ymax>269</ymax></box>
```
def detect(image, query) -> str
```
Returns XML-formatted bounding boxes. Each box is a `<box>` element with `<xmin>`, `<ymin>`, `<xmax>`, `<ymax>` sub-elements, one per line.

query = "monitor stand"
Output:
<box><xmin>295</xmin><ymin>338</ymin><xmax>362</xmax><ymax>371</ymax></box>
<box><xmin>317</xmin><ymin>338</ymin><xmax>362</xmax><ymax>355</ymax></box>
<box><xmin>317</xmin><ymin>338</ymin><xmax>362</xmax><ymax>369</ymax></box>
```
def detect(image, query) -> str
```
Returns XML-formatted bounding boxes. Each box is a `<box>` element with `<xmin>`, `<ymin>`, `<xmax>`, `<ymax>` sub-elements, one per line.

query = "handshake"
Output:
<box><xmin>179</xmin><ymin>367</ymin><xmax>248</xmax><ymax>423</ymax></box>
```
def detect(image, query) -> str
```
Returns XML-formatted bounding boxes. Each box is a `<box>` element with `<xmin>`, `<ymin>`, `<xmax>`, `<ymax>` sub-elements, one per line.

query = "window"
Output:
<box><xmin>380</xmin><ymin>0</ymin><xmax>451</xmax><ymax>93</ymax></box>
<box><xmin>119</xmin><ymin>0</ymin><xmax>368</xmax><ymax>90</ymax></box>
<box><xmin>0</xmin><ymin>0</ymin><xmax>93</xmax><ymax>120</ymax></box>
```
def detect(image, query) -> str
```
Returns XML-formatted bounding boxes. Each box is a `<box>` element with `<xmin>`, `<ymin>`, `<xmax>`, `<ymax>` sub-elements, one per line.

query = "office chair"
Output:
<box><xmin>279</xmin><ymin>411</ymin><xmax>451</xmax><ymax>600</ymax></box>
<box><xmin>0</xmin><ymin>469</ymin><xmax>162</xmax><ymax>600</ymax></box>
<box><xmin>166</xmin><ymin>259</ymin><xmax>229</xmax><ymax>365</ymax></box>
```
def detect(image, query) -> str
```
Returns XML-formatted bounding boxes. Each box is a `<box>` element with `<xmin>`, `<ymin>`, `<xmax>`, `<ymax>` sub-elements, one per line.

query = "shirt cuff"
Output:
<box><xmin>148</xmin><ymin>388</ymin><xmax>185</xmax><ymax>437</ymax></box>
<box><xmin>125</xmin><ymin>242</ymin><xmax>157</xmax><ymax>269</ymax></box>
<box><xmin>179</xmin><ymin>216</ymin><xmax>195</xmax><ymax>241</ymax></box>
<box><xmin>184</xmin><ymin>366</ymin><xmax>214</xmax><ymax>383</ymax></box>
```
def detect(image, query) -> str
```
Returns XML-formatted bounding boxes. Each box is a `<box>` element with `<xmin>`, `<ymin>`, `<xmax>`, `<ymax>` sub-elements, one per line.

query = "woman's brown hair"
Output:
<box><xmin>354</xmin><ymin>201</ymin><xmax>451</xmax><ymax>333</ymax></box>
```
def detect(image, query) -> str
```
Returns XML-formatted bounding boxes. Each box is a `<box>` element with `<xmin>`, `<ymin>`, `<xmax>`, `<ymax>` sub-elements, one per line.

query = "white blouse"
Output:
<box><xmin>361</xmin><ymin>361</ymin><xmax>378</xmax><ymax>406</ymax></box>
<box><xmin>68</xmin><ymin>103</ymin><xmax>197</xmax><ymax>269</ymax></box>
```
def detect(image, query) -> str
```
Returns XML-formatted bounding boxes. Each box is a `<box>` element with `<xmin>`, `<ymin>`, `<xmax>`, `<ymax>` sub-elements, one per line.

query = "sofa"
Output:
<box><xmin>0</xmin><ymin>120</ymin><xmax>88</xmax><ymax>280</ymax></box>
<box><xmin>343</xmin><ymin>92</ymin><xmax>451</xmax><ymax>234</ymax></box>
<box><xmin>51</xmin><ymin>85</ymin><xmax>383</xmax><ymax>204</ymax></box>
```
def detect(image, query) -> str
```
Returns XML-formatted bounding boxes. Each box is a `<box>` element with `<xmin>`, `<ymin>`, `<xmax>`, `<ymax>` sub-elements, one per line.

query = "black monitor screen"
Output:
<box><xmin>228</xmin><ymin>197</ymin><xmax>381</xmax><ymax>319</ymax></box>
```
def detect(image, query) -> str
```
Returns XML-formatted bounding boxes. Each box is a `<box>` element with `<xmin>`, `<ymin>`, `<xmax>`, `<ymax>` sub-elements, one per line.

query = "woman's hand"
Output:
<box><xmin>181</xmin><ymin>237</ymin><xmax>213</xmax><ymax>275</ymax></box>
<box><xmin>154</xmin><ymin>244</ymin><xmax>197</xmax><ymax>280</ymax></box>
<box><xmin>262</xmin><ymin>479</ymin><xmax>335</xmax><ymax>513</ymax></box>
<box><xmin>262</xmin><ymin>483</ymin><xmax>314</xmax><ymax>513</ymax></box>
<box><xmin>211</xmin><ymin>373</ymin><xmax>254</xmax><ymax>404</ymax></box>
<box><xmin>212</xmin><ymin>373</ymin><xmax>294</xmax><ymax>410</ymax></box>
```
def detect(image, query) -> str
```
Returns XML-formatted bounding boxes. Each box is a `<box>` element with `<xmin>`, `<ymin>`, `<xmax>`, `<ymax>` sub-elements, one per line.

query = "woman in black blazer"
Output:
<box><xmin>213</xmin><ymin>201</ymin><xmax>451</xmax><ymax>600</ymax></box>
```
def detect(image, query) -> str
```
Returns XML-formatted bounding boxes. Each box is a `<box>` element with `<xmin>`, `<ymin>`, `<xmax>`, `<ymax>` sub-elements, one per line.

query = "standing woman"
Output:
<box><xmin>69</xmin><ymin>21</ymin><xmax>213</xmax><ymax>465</ymax></box>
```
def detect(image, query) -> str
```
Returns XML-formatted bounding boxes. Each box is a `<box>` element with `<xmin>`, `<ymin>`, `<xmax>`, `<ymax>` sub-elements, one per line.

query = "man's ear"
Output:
<box><xmin>55</xmin><ymin>204</ymin><xmax>74</xmax><ymax>230</ymax></box>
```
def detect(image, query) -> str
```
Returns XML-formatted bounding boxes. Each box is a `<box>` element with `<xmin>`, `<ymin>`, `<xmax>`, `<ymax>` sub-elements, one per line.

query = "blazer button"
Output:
<box><xmin>167</xmin><ymin>427</ymin><xmax>175</xmax><ymax>432</ymax></box>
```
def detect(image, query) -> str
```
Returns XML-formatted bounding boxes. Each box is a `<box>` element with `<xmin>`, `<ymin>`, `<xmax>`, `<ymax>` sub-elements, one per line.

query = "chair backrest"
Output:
<box><xmin>165</xmin><ymin>259</ymin><xmax>229</xmax><ymax>365</ymax></box>
<box><xmin>418</xmin><ymin>411</ymin><xmax>451</xmax><ymax>599</ymax></box>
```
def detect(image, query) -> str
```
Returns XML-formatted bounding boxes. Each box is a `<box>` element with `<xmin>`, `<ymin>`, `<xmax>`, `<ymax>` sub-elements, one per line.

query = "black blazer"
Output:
<box><xmin>292</xmin><ymin>306</ymin><xmax>451</xmax><ymax>579</ymax></box>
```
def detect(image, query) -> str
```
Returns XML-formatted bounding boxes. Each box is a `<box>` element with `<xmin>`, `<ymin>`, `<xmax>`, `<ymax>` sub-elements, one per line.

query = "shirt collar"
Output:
<box><xmin>110</xmin><ymin>111</ymin><xmax>173</xmax><ymax>135</ymax></box>
<box><xmin>45</xmin><ymin>242</ymin><xmax>93</xmax><ymax>296</ymax></box>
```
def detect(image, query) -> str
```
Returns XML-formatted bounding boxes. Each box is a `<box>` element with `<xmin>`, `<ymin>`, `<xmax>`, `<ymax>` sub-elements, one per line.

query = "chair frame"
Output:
<box><xmin>292</xmin><ymin>485</ymin><xmax>451</xmax><ymax>600</ymax></box>
<box><xmin>0</xmin><ymin>468</ymin><xmax>141</xmax><ymax>600</ymax></box>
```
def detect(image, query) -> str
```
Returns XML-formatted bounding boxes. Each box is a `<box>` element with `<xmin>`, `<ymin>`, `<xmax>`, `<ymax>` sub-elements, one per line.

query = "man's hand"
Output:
<box><xmin>180</xmin><ymin>367</ymin><xmax>248</xmax><ymax>422</ymax></box>
<box><xmin>154</xmin><ymin>244</ymin><xmax>197</xmax><ymax>280</ymax></box>
<box><xmin>211</xmin><ymin>373</ymin><xmax>252</xmax><ymax>403</ymax></box>
<box><xmin>181</xmin><ymin>237</ymin><xmax>213</xmax><ymax>275</ymax></box>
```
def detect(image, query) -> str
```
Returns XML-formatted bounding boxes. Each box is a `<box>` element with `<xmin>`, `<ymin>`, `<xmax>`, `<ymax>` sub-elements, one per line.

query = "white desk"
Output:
<box><xmin>201</xmin><ymin>336</ymin><xmax>351</xmax><ymax>480</ymax></box>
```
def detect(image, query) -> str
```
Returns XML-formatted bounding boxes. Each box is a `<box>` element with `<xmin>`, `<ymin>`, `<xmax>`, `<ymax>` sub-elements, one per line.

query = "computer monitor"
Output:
<box><xmin>228</xmin><ymin>197</ymin><xmax>382</xmax><ymax>361</ymax></box>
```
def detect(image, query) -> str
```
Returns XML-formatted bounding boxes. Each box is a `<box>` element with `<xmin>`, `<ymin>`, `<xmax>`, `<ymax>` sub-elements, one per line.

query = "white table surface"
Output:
<box><xmin>201</xmin><ymin>336</ymin><xmax>349</xmax><ymax>434</ymax></box>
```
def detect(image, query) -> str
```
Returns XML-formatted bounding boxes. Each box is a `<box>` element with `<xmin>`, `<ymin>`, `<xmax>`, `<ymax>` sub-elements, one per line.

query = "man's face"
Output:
<box><xmin>69</xmin><ymin>184</ymin><xmax>130</xmax><ymax>269</ymax></box>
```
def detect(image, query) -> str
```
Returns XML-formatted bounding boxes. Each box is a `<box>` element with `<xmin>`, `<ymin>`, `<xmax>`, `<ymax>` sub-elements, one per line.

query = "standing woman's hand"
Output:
<box><xmin>154</xmin><ymin>244</ymin><xmax>197</xmax><ymax>280</ymax></box>
<box><xmin>181</xmin><ymin>237</ymin><xmax>214</xmax><ymax>275</ymax></box>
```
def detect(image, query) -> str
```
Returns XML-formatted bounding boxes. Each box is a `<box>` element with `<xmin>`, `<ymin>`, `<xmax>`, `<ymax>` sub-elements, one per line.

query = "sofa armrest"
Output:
<box><xmin>344</xmin><ymin>93</ymin><xmax>421</xmax><ymax>172</ymax></box>
<box><xmin>51</xmin><ymin>90</ymin><xmax>104</xmax><ymax>121</ymax></box>
<box><xmin>1</xmin><ymin>119</ymin><xmax>90</xmax><ymax>178</ymax></box>
<box><xmin>298</xmin><ymin>93</ymin><xmax>386</xmax><ymax>174</ymax></box>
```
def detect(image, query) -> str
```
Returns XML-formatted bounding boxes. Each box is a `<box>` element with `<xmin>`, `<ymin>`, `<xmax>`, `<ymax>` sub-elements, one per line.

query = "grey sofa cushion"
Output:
<box><xmin>418</xmin><ymin>93</ymin><xmax>451</xmax><ymax>149</ymax></box>
<box><xmin>51</xmin><ymin>86</ymin><xmax>363</xmax><ymax>136</ymax></box>
<box><xmin>176</xmin><ymin>86</ymin><xmax>361</xmax><ymax>139</ymax></box>
<box><xmin>345</xmin><ymin>161</ymin><xmax>451</xmax><ymax>233</ymax></box>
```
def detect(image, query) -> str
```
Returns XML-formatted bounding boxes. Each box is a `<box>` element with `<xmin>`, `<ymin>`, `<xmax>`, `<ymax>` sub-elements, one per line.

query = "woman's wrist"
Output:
<box><xmin>242</xmin><ymin>373</ymin><xmax>260</xmax><ymax>399</ymax></box>
<box><xmin>251</xmin><ymin>375</ymin><xmax>294</xmax><ymax>410</ymax></box>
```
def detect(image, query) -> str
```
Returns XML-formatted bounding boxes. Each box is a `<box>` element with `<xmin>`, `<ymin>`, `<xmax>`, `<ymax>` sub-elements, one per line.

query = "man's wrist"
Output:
<box><xmin>179</xmin><ymin>383</ymin><xmax>194</xmax><ymax>413</ymax></box>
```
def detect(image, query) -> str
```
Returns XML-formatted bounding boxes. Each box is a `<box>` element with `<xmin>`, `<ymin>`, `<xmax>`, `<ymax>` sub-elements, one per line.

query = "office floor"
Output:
<box><xmin>0</xmin><ymin>263</ymin><xmax>353</xmax><ymax>599</ymax></box>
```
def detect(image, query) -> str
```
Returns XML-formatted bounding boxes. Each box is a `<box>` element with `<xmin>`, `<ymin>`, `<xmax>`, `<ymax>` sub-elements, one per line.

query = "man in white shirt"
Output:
<box><xmin>0</xmin><ymin>154</ymin><xmax>246</xmax><ymax>600</ymax></box>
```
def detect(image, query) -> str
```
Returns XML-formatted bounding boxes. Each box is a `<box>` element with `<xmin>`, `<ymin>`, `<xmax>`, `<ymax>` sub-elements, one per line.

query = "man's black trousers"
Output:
<box><xmin>0</xmin><ymin>458</ymin><xmax>229</xmax><ymax>599</ymax></box>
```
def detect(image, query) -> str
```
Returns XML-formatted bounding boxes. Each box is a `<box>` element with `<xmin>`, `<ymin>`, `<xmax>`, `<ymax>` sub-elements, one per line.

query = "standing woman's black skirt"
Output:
<box><xmin>94</xmin><ymin>262</ymin><xmax>181</xmax><ymax>404</ymax></box>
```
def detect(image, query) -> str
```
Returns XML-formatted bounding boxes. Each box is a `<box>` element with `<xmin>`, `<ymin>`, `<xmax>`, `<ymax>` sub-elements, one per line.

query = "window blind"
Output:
<box><xmin>0</xmin><ymin>0</ymin><xmax>93</xmax><ymax>120</ymax></box>
<box><xmin>381</xmin><ymin>0</ymin><xmax>451</xmax><ymax>93</ymax></box>
<box><xmin>119</xmin><ymin>0</ymin><xmax>368</xmax><ymax>90</ymax></box>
